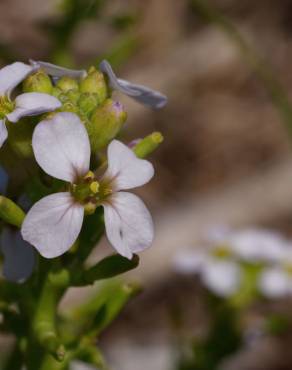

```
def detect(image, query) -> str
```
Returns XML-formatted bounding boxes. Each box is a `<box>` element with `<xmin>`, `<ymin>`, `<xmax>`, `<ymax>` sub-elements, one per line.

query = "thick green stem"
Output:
<box><xmin>33</xmin><ymin>269</ymin><xmax>70</xmax><ymax>362</ymax></box>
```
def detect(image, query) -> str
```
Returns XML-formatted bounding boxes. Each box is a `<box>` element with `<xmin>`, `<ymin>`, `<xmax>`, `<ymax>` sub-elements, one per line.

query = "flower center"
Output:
<box><xmin>0</xmin><ymin>95</ymin><xmax>15</xmax><ymax>119</ymax></box>
<box><xmin>70</xmin><ymin>171</ymin><xmax>113</xmax><ymax>214</ymax></box>
<box><xmin>284</xmin><ymin>263</ymin><xmax>292</xmax><ymax>276</ymax></box>
<box><xmin>211</xmin><ymin>244</ymin><xmax>232</xmax><ymax>259</ymax></box>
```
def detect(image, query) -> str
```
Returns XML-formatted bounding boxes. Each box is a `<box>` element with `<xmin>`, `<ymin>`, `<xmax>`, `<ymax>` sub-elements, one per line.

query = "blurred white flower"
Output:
<box><xmin>174</xmin><ymin>226</ymin><xmax>292</xmax><ymax>298</ymax></box>
<box><xmin>0</xmin><ymin>62</ymin><xmax>61</xmax><ymax>148</ymax></box>
<box><xmin>21</xmin><ymin>112</ymin><xmax>154</xmax><ymax>259</ymax></box>
<box><xmin>174</xmin><ymin>245</ymin><xmax>241</xmax><ymax>297</ymax></box>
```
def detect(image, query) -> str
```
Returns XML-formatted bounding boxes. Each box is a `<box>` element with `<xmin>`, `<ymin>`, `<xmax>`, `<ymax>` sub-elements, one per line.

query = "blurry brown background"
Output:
<box><xmin>2</xmin><ymin>0</ymin><xmax>292</xmax><ymax>369</ymax></box>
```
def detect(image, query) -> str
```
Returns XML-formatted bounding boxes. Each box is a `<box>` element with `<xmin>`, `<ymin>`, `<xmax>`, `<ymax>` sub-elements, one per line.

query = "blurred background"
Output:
<box><xmin>3</xmin><ymin>0</ymin><xmax>292</xmax><ymax>369</ymax></box>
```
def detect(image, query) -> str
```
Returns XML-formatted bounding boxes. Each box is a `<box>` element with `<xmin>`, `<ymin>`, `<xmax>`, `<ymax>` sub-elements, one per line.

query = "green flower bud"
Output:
<box><xmin>80</xmin><ymin>67</ymin><xmax>107</xmax><ymax>104</ymax></box>
<box><xmin>133</xmin><ymin>132</ymin><xmax>164</xmax><ymax>158</ymax></box>
<box><xmin>23</xmin><ymin>69</ymin><xmax>53</xmax><ymax>94</ymax></box>
<box><xmin>78</xmin><ymin>93</ymin><xmax>99</xmax><ymax>116</ymax></box>
<box><xmin>61</xmin><ymin>101</ymin><xmax>79</xmax><ymax>113</ymax></box>
<box><xmin>51</xmin><ymin>87</ymin><xmax>62</xmax><ymax>99</ymax></box>
<box><xmin>56</xmin><ymin>76</ymin><xmax>79</xmax><ymax>92</ymax></box>
<box><xmin>87</xmin><ymin>99</ymin><xmax>127</xmax><ymax>152</ymax></box>
<box><xmin>0</xmin><ymin>196</ymin><xmax>25</xmax><ymax>228</ymax></box>
<box><xmin>67</xmin><ymin>89</ymin><xmax>80</xmax><ymax>105</ymax></box>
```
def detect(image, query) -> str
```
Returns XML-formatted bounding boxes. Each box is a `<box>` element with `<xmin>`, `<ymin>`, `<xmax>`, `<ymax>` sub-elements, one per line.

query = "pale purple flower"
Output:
<box><xmin>21</xmin><ymin>112</ymin><xmax>154</xmax><ymax>259</ymax></box>
<box><xmin>0</xmin><ymin>62</ymin><xmax>61</xmax><ymax>148</ymax></box>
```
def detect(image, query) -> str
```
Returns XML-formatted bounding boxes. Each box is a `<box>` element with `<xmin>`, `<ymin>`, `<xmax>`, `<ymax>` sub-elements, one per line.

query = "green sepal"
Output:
<box><xmin>22</xmin><ymin>70</ymin><xmax>53</xmax><ymax>94</ymax></box>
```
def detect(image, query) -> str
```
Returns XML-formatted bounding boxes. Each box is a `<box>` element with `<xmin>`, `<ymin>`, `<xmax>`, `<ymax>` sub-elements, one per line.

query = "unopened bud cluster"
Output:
<box><xmin>23</xmin><ymin>66</ymin><xmax>127</xmax><ymax>153</ymax></box>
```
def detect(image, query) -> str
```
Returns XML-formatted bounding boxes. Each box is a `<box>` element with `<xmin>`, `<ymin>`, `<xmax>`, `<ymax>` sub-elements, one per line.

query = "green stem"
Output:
<box><xmin>32</xmin><ymin>269</ymin><xmax>70</xmax><ymax>361</ymax></box>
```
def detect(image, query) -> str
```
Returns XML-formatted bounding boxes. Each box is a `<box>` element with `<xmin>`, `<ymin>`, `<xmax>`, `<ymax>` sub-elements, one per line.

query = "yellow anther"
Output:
<box><xmin>90</xmin><ymin>181</ymin><xmax>99</xmax><ymax>194</ymax></box>
<box><xmin>84</xmin><ymin>171</ymin><xmax>95</xmax><ymax>181</ymax></box>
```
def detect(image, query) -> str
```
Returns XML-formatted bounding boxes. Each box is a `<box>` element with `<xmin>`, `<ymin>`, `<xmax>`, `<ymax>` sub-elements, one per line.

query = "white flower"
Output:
<box><xmin>0</xmin><ymin>62</ymin><xmax>61</xmax><ymax>148</ymax></box>
<box><xmin>258</xmin><ymin>248</ymin><xmax>292</xmax><ymax>298</ymax></box>
<box><xmin>21</xmin><ymin>112</ymin><xmax>154</xmax><ymax>259</ymax></box>
<box><xmin>31</xmin><ymin>59</ymin><xmax>168</xmax><ymax>109</ymax></box>
<box><xmin>1</xmin><ymin>228</ymin><xmax>35</xmax><ymax>282</ymax></box>
<box><xmin>174</xmin><ymin>248</ymin><xmax>241</xmax><ymax>297</ymax></box>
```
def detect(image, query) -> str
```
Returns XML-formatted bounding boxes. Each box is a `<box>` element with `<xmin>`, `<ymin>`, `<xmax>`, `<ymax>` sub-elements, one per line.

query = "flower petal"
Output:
<box><xmin>174</xmin><ymin>250</ymin><xmax>207</xmax><ymax>274</ymax></box>
<box><xmin>0</xmin><ymin>166</ymin><xmax>8</xmax><ymax>194</ymax></box>
<box><xmin>21</xmin><ymin>192</ymin><xmax>84</xmax><ymax>258</ymax></box>
<box><xmin>6</xmin><ymin>92</ymin><xmax>61</xmax><ymax>123</ymax></box>
<box><xmin>0</xmin><ymin>62</ymin><xmax>33</xmax><ymax>96</ymax></box>
<box><xmin>201</xmin><ymin>259</ymin><xmax>241</xmax><ymax>297</ymax></box>
<box><xmin>104</xmin><ymin>140</ymin><xmax>154</xmax><ymax>191</ymax></box>
<box><xmin>258</xmin><ymin>267</ymin><xmax>290</xmax><ymax>298</ymax></box>
<box><xmin>103</xmin><ymin>192</ymin><xmax>154</xmax><ymax>259</ymax></box>
<box><xmin>1</xmin><ymin>229</ymin><xmax>35</xmax><ymax>283</ymax></box>
<box><xmin>99</xmin><ymin>60</ymin><xmax>167</xmax><ymax>109</ymax></box>
<box><xmin>32</xmin><ymin>112</ymin><xmax>91</xmax><ymax>182</ymax></box>
<box><xmin>30</xmin><ymin>60</ymin><xmax>87</xmax><ymax>79</ymax></box>
<box><xmin>0</xmin><ymin>119</ymin><xmax>8</xmax><ymax>148</ymax></box>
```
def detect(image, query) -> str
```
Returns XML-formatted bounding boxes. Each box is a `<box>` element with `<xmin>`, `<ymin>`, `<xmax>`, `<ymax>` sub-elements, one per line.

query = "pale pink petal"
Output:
<box><xmin>21</xmin><ymin>192</ymin><xmax>84</xmax><ymax>258</ymax></box>
<box><xmin>0</xmin><ymin>62</ymin><xmax>33</xmax><ymax>96</ymax></box>
<box><xmin>104</xmin><ymin>140</ymin><xmax>154</xmax><ymax>191</ymax></box>
<box><xmin>0</xmin><ymin>119</ymin><xmax>8</xmax><ymax>148</ymax></box>
<box><xmin>174</xmin><ymin>250</ymin><xmax>207</xmax><ymax>274</ymax></box>
<box><xmin>103</xmin><ymin>192</ymin><xmax>154</xmax><ymax>259</ymax></box>
<box><xmin>6</xmin><ymin>92</ymin><xmax>61</xmax><ymax>123</ymax></box>
<box><xmin>32</xmin><ymin>112</ymin><xmax>90</xmax><ymax>182</ymax></box>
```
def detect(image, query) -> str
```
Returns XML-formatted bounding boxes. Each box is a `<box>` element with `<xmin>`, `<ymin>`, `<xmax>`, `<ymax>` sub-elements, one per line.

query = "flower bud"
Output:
<box><xmin>67</xmin><ymin>89</ymin><xmax>80</xmax><ymax>105</ymax></box>
<box><xmin>87</xmin><ymin>99</ymin><xmax>127</xmax><ymax>152</ymax></box>
<box><xmin>56</xmin><ymin>76</ymin><xmax>79</xmax><ymax>92</ymax></box>
<box><xmin>133</xmin><ymin>132</ymin><xmax>164</xmax><ymax>158</ymax></box>
<box><xmin>80</xmin><ymin>67</ymin><xmax>107</xmax><ymax>104</ymax></box>
<box><xmin>22</xmin><ymin>69</ymin><xmax>53</xmax><ymax>94</ymax></box>
<box><xmin>0</xmin><ymin>195</ymin><xmax>25</xmax><ymax>228</ymax></box>
<box><xmin>78</xmin><ymin>93</ymin><xmax>99</xmax><ymax>116</ymax></box>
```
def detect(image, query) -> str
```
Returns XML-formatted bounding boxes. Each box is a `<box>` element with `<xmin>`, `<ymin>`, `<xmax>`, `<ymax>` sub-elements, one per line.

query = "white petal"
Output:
<box><xmin>230</xmin><ymin>229</ymin><xmax>287</xmax><ymax>263</ymax></box>
<box><xmin>99</xmin><ymin>60</ymin><xmax>167</xmax><ymax>109</ymax></box>
<box><xmin>0</xmin><ymin>166</ymin><xmax>8</xmax><ymax>194</ymax></box>
<box><xmin>0</xmin><ymin>119</ymin><xmax>8</xmax><ymax>148</ymax></box>
<box><xmin>6</xmin><ymin>92</ymin><xmax>61</xmax><ymax>123</ymax></box>
<box><xmin>30</xmin><ymin>60</ymin><xmax>87</xmax><ymax>79</ymax></box>
<box><xmin>21</xmin><ymin>192</ymin><xmax>84</xmax><ymax>258</ymax></box>
<box><xmin>258</xmin><ymin>267</ymin><xmax>290</xmax><ymax>298</ymax></box>
<box><xmin>0</xmin><ymin>62</ymin><xmax>33</xmax><ymax>96</ymax></box>
<box><xmin>104</xmin><ymin>140</ymin><xmax>154</xmax><ymax>191</ymax></box>
<box><xmin>1</xmin><ymin>229</ymin><xmax>35</xmax><ymax>282</ymax></box>
<box><xmin>103</xmin><ymin>192</ymin><xmax>154</xmax><ymax>259</ymax></box>
<box><xmin>173</xmin><ymin>250</ymin><xmax>207</xmax><ymax>274</ymax></box>
<box><xmin>201</xmin><ymin>259</ymin><xmax>241</xmax><ymax>297</ymax></box>
<box><xmin>32</xmin><ymin>112</ymin><xmax>90</xmax><ymax>182</ymax></box>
